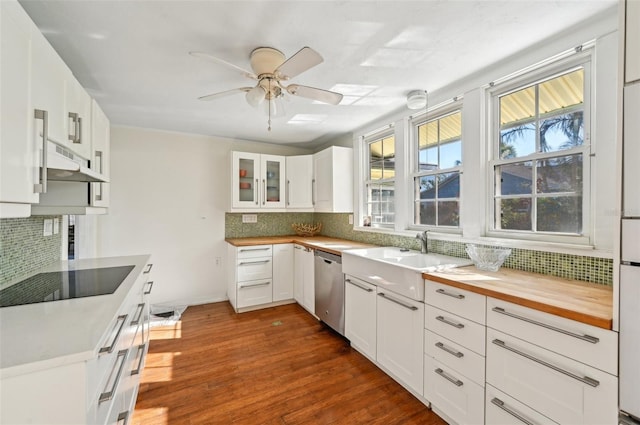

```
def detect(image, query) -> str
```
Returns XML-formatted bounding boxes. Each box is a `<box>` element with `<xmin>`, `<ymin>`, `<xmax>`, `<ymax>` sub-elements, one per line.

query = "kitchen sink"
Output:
<box><xmin>342</xmin><ymin>247</ymin><xmax>472</xmax><ymax>301</ymax></box>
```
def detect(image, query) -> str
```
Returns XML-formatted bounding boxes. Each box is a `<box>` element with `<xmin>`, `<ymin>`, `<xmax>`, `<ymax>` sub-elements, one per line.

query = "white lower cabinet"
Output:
<box><xmin>486</xmin><ymin>384</ymin><xmax>559</xmax><ymax>425</ymax></box>
<box><xmin>424</xmin><ymin>356</ymin><xmax>484</xmax><ymax>425</ymax></box>
<box><xmin>228</xmin><ymin>244</ymin><xmax>273</xmax><ymax>311</ymax></box>
<box><xmin>293</xmin><ymin>244</ymin><xmax>315</xmax><ymax>314</ymax></box>
<box><xmin>376</xmin><ymin>288</ymin><xmax>424</xmax><ymax>395</ymax></box>
<box><xmin>486</xmin><ymin>327</ymin><xmax>618</xmax><ymax>425</ymax></box>
<box><xmin>344</xmin><ymin>275</ymin><xmax>377</xmax><ymax>361</ymax></box>
<box><xmin>273</xmin><ymin>244</ymin><xmax>294</xmax><ymax>302</ymax></box>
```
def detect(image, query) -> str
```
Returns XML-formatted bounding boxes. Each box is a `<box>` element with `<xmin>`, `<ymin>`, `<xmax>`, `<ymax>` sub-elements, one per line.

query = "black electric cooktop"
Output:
<box><xmin>0</xmin><ymin>265</ymin><xmax>135</xmax><ymax>308</ymax></box>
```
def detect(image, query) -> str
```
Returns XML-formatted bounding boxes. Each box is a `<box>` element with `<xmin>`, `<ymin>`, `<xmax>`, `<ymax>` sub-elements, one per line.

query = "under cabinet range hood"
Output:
<box><xmin>43</xmin><ymin>141</ymin><xmax>108</xmax><ymax>184</ymax></box>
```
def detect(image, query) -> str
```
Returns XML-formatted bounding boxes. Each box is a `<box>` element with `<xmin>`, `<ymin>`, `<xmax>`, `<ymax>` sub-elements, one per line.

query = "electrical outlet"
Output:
<box><xmin>348</xmin><ymin>214</ymin><xmax>353</xmax><ymax>225</ymax></box>
<box><xmin>43</xmin><ymin>219</ymin><xmax>53</xmax><ymax>236</ymax></box>
<box><xmin>242</xmin><ymin>214</ymin><xmax>258</xmax><ymax>223</ymax></box>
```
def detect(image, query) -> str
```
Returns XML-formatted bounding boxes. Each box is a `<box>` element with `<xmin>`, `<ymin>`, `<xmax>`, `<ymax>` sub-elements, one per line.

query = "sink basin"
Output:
<box><xmin>342</xmin><ymin>247</ymin><xmax>472</xmax><ymax>301</ymax></box>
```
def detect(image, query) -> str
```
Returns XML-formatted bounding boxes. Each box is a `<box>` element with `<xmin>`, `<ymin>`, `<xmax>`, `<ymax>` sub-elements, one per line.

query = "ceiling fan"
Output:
<box><xmin>189</xmin><ymin>46</ymin><xmax>343</xmax><ymax>131</ymax></box>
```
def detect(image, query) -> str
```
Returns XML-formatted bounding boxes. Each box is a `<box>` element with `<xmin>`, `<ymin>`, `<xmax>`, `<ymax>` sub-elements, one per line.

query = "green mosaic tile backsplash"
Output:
<box><xmin>0</xmin><ymin>217</ymin><xmax>62</xmax><ymax>288</ymax></box>
<box><xmin>225</xmin><ymin>212</ymin><xmax>613</xmax><ymax>285</ymax></box>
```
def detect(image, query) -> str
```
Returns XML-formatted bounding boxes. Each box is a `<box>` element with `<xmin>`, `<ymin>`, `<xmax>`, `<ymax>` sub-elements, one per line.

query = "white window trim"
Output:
<box><xmin>486</xmin><ymin>50</ymin><xmax>594</xmax><ymax>246</ymax></box>
<box><xmin>408</xmin><ymin>101</ymin><xmax>464</xmax><ymax>232</ymax></box>
<box><xmin>360</xmin><ymin>125</ymin><xmax>396</xmax><ymax>229</ymax></box>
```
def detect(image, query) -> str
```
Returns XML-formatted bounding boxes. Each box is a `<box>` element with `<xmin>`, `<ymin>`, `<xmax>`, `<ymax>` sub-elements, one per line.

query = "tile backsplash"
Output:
<box><xmin>0</xmin><ymin>217</ymin><xmax>62</xmax><ymax>288</ymax></box>
<box><xmin>225</xmin><ymin>212</ymin><xmax>613</xmax><ymax>285</ymax></box>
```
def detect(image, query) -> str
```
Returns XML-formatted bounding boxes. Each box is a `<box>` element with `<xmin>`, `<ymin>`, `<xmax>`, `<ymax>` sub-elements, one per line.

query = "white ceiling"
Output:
<box><xmin>19</xmin><ymin>0</ymin><xmax>616</xmax><ymax>148</ymax></box>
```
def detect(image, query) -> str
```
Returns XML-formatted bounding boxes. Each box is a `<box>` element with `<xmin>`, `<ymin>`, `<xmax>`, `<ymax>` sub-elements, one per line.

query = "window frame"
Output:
<box><xmin>363</xmin><ymin>126</ymin><xmax>396</xmax><ymax>229</ymax></box>
<box><xmin>410</xmin><ymin>104</ymin><xmax>463</xmax><ymax>230</ymax></box>
<box><xmin>486</xmin><ymin>52</ymin><xmax>593</xmax><ymax>245</ymax></box>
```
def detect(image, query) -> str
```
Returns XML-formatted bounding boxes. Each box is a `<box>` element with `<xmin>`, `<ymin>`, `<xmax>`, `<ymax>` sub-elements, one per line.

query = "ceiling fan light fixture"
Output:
<box><xmin>246</xmin><ymin>85</ymin><xmax>266</xmax><ymax>107</ymax></box>
<box><xmin>407</xmin><ymin>90</ymin><xmax>427</xmax><ymax>110</ymax></box>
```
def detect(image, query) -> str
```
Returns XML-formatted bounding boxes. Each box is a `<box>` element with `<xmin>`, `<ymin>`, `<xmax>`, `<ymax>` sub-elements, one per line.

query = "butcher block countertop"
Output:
<box><xmin>423</xmin><ymin>267</ymin><xmax>613</xmax><ymax>330</ymax></box>
<box><xmin>225</xmin><ymin>235</ymin><xmax>375</xmax><ymax>256</ymax></box>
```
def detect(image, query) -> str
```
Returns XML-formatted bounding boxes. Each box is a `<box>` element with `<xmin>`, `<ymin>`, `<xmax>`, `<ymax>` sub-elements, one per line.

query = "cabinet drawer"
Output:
<box><xmin>237</xmin><ymin>278</ymin><xmax>272</xmax><ymax>308</ymax></box>
<box><xmin>424</xmin><ymin>355</ymin><xmax>484</xmax><ymax>425</ymax></box>
<box><xmin>237</xmin><ymin>245</ymin><xmax>272</xmax><ymax>259</ymax></box>
<box><xmin>486</xmin><ymin>384</ymin><xmax>559</xmax><ymax>425</ymax></box>
<box><xmin>425</xmin><ymin>305</ymin><xmax>485</xmax><ymax>355</ymax></box>
<box><xmin>487</xmin><ymin>298</ymin><xmax>617</xmax><ymax>375</ymax></box>
<box><xmin>486</xmin><ymin>328</ymin><xmax>618</xmax><ymax>425</ymax></box>
<box><xmin>237</xmin><ymin>256</ymin><xmax>272</xmax><ymax>282</ymax></box>
<box><xmin>425</xmin><ymin>329</ymin><xmax>485</xmax><ymax>386</ymax></box>
<box><xmin>425</xmin><ymin>280</ymin><xmax>486</xmax><ymax>324</ymax></box>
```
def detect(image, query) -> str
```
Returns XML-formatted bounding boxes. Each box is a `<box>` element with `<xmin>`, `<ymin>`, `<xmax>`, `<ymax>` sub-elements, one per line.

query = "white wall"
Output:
<box><xmin>96</xmin><ymin>126</ymin><xmax>311</xmax><ymax>306</ymax></box>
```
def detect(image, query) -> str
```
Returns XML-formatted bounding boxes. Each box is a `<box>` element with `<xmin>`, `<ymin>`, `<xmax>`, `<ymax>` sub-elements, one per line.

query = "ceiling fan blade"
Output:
<box><xmin>189</xmin><ymin>51</ymin><xmax>257</xmax><ymax>80</ymax></box>
<box><xmin>275</xmin><ymin>47</ymin><xmax>323</xmax><ymax>80</ymax></box>
<box><xmin>286</xmin><ymin>84</ymin><xmax>343</xmax><ymax>105</ymax></box>
<box><xmin>197</xmin><ymin>87</ymin><xmax>252</xmax><ymax>101</ymax></box>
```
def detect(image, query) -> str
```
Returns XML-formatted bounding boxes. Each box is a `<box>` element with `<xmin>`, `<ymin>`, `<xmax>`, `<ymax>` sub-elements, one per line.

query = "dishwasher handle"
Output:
<box><xmin>314</xmin><ymin>249</ymin><xmax>342</xmax><ymax>264</ymax></box>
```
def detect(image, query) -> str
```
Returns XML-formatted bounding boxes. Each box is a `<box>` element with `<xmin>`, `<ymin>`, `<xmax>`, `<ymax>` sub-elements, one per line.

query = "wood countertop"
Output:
<box><xmin>423</xmin><ymin>267</ymin><xmax>613</xmax><ymax>330</ymax></box>
<box><xmin>225</xmin><ymin>235</ymin><xmax>375</xmax><ymax>256</ymax></box>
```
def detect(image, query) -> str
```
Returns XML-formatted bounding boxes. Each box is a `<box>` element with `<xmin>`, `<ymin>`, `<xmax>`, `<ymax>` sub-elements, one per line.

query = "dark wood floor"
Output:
<box><xmin>132</xmin><ymin>302</ymin><xmax>447</xmax><ymax>425</ymax></box>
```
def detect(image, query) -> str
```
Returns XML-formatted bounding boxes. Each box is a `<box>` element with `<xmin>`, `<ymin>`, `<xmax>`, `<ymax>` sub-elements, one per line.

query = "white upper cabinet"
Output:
<box><xmin>91</xmin><ymin>99</ymin><xmax>110</xmax><ymax>208</ymax></box>
<box><xmin>626</xmin><ymin>0</ymin><xmax>640</xmax><ymax>83</ymax></box>
<box><xmin>0</xmin><ymin>0</ymin><xmax>37</xmax><ymax>217</ymax></box>
<box><xmin>286</xmin><ymin>155</ymin><xmax>313</xmax><ymax>210</ymax></box>
<box><xmin>313</xmin><ymin>146</ymin><xmax>353</xmax><ymax>213</ymax></box>
<box><xmin>231</xmin><ymin>151</ymin><xmax>286</xmax><ymax>210</ymax></box>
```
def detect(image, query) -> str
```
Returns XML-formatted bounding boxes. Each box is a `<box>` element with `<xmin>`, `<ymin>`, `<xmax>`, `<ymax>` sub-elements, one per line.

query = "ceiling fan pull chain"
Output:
<box><xmin>268</xmin><ymin>79</ymin><xmax>272</xmax><ymax>131</ymax></box>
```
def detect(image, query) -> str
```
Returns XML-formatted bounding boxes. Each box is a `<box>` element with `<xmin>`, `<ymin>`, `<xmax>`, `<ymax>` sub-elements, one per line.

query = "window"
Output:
<box><xmin>364</xmin><ymin>131</ymin><xmax>395</xmax><ymax>227</ymax></box>
<box><xmin>414</xmin><ymin>110</ymin><xmax>462</xmax><ymax>227</ymax></box>
<box><xmin>492</xmin><ymin>65</ymin><xmax>589</xmax><ymax>235</ymax></box>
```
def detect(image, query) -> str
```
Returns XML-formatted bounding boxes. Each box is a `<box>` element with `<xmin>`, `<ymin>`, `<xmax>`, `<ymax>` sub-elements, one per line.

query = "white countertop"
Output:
<box><xmin>0</xmin><ymin>255</ymin><xmax>150</xmax><ymax>378</ymax></box>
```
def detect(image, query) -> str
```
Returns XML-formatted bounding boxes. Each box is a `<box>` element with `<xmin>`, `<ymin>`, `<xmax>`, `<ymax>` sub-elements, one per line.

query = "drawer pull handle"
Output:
<box><xmin>131</xmin><ymin>343</ymin><xmax>146</xmax><ymax>375</ymax></box>
<box><xmin>99</xmin><ymin>349</ymin><xmax>128</xmax><ymax>403</ymax></box>
<box><xmin>144</xmin><ymin>281</ymin><xmax>154</xmax><ymax>295</ymax></box>
<box><xmin>434</xmin><ymin>368</ymin><xmax>463</xmax><ymax>387</ymax></box>
<box><xmin>492</xmin><ymin>339</ymin><xmax>600</xmax><ymax>387</ymax></box>
<box><xmin>130</xmin><ymin>303</ymin><xmax>145</xmax><ymax>326</ymax></box>
<box><xmin>239</xmin><ymin>247</ymin><xmax>271</xmax><ymax>252</ymax></box>
<box><xmin>491</xmin><ymin>307</ymin><xmax>599</xmax><ymax>344</ymax></box>
<box><xmin>491</xmin><ymin>398</ymin><xmax>536</xmax><ymax>425</ymax></box>
<box><xmin>34</xmin><ymin>109</ymin><xmax>48</xmax><ymax>193</ymax></box>
<box><xmin>378</xmin><ymin>292</ymin><xmax>418</xmax><ymax>311</ymax></box>
<box><xmin>99</xmin><ymin>315</ymin><xmax>128</xmax><ymax>354</ymax></box>
<box><xmin>117</xmin><ymin>411</ymin><xmax>129</xmax><ymax>425</ymax></box>
<box><xmin>435</xmin><ymin>342</ymin><xmax>464</xmax><ymax>358</ymax></box>
<box><xmin>346</xmin><ymin>279</ymin><xmax>373</xmax><ymax>292</ymax></box>
<box><xmin>239</xmin><ymin>281</ymin><xmax>271</xmax><ymax>289</ymax></box>
<box><xmin>436</xmin><ymin>315</ymin><xmax>465</xmax><ymax>329</ymax></box>
<box><xmin>436</xmin><ymin>288</ymin><xmax>465</xmax><ymax>299</ymax></box>
<box><xmin>143</xmin><ymin>263</ymin><xmax>153</xmax><ymax>274</ymax></box>
<box><xmin>238</xmin><ymin>260</ymin><xmax>271</xmax><ymax>266</ymax></box>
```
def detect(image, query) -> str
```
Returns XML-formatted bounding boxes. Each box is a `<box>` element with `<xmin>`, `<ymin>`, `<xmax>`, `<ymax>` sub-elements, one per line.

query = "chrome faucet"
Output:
<box><xmin>416</xmin><ymin>230</ymin><xmax>429</xmax><ymax>254</ymax></box>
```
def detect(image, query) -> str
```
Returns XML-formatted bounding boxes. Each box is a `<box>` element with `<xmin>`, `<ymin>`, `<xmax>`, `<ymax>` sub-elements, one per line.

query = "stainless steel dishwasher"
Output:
<box><xmin>314</xmin><ymin>250</ymin><xmax>345</xmax><ymax>336</ymax></box>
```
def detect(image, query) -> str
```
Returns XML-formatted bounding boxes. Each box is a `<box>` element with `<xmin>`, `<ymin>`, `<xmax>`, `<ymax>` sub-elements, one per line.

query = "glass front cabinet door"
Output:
<box><xmin>232</xmin><ymin>151</ymin><xmax>285</xmax><ymax>210</ymax></box>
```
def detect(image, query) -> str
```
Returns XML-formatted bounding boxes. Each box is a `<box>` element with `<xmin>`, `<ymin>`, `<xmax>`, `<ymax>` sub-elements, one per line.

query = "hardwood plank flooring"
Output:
<box><xmin>132</xmin><ymin>302</ymin><xmax>447</xmax><ymax>425</ymax></box>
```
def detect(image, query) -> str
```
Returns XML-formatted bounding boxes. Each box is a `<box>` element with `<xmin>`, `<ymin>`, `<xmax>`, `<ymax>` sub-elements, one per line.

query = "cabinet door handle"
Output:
<box><xmin>491</xmin><ymin>398</ymin><xmax>536</xmax><ymax>425</ymax></box>
<box><xmin>312</xmin><ymin>178</ymin><xmax>316</xmax><ymax>205</ymax></box>
<box><xmin>239</xmin><ymin>247</ymin><xmax>271</xmax><ymax>252</ymax></box>
<box><xmin>378</xmin><ymin>292</ymin><xmax>418</xmax><ymax>311</ymax></box>
<box><xmin>34</xmin><ymin>109</ymin><xmax>48</xmax><ymax>193</ymax></box>
<box><xmin>131</xmin><ymin>343</ymin><xmax>146</xmax><ymax>375</ymax></box>
<box><xmin>77</xmin><ymin>116</ymin><xmax>82</xmax><ymax>144</ymax></box>
<box><xmin>130</xmin><ymin>303</ymin><xmax>145</xmax><ymax>326</ymax></box>
<box><xmin>239</xmin><ymin>281</ymin><xmax>271</xmax><ymax>289</ymax></box>
<box><xmin>68</xmin><ymin>112</ymin><xmax>78</xmax><ymax>142</ymax></box>
<box><xmin>434</xmin><ymin>368</ymin><xmax>463</xmax><ymax>387</ymax></box>
<box><xmin>286</xmin><ymin>180</ymin><xmax>290</xmax><ymax>206</ymax></box>
<box><xmin>436</xmin><ymin>288</ymin><xmax>465</xmax><ymax>299</ymax></box>
<box><xmin>99</xmin><ymin>314</ymin><xmax>128</xmax><ymax>354</ymax></box>
<box><xmin>262</xmin><ymin>179</ymin><xmax>266</xmax><ymax>205</ymax></box>
<box><xmin>238</xmin><ymin>259</ymin><xmax>270</xmax><ymax>266</ymax></box>
<box><xmin>491</xmin><ymin>307</ymin><xmax>599</xmax><ymax>344</ymax></box>
<box><xmin>99</xmin><ymin>349</ymin><xmax>128</xmax><ymax>403</ymax></box>
<box><xmin>143</xmin><ymin>263</ymin><xmax>153</xmax><ymax>274</ymax></box>
<box><xmin>436</xmin><ymin>315</ymin><xmax>465</xmax><ymax>329</ymax></box>
<box><xmin>435</xmin><ymin>341</ymin><xmax>464</xmax><ymax>358</ymax></box>
<box><xmin>144</xmin><ymin>281</ymin><xmax>154</xmax><ymax>295</ymax></box>
<box><xmin>492</xmin><ymin>339</ymin><xmax>600</xmax><ymax>387</ymax></box>
<box><xmin>95</xmin><ymin>150</ymin><xmax>103</xmax><ymax>201</ymax></box>
<box><xmin>346</xmin><ymin>279</ymin><xmax>373</xmax><ymax>292</ymax></box>
<box><xmin>117</xmin><ymin>411</ymin><xmax>129</xmax><ymax>425</ymax></box>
